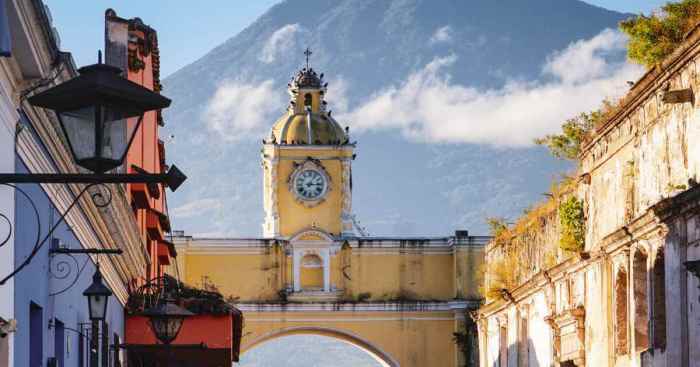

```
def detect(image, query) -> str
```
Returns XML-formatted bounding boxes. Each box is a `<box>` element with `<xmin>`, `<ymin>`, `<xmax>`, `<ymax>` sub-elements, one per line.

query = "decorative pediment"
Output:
<box><xmin>545</xmin><ymin>306</ymin><xmax>585</xmax><ymax>366</ymax></box>
<box><xmin>298</xmin><ymin>233</ymin><xmax>324</xmax><ymax>241</ymax></box>
<box><xmin>290</xmin><ymin>229</ymin><xmax>334</xmax><ymax>243</ymax></box>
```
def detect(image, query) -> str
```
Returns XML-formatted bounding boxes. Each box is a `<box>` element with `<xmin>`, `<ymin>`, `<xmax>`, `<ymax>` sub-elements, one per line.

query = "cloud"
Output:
<box><xmin>341</xmin><ymin>29</ymin><xmax>643</xmax><ymax>147</ymax></box>
<box><xmin>327</xmin><ymin>75</ymin><xmax>350</xmax><ymax>114</ymax></box>
<box><xmin>544</xmin><ymin>29</ymin><xmax>628</xmax><ymax>84</ymax></box>
<box><xmin>203</xmin><ymin>79</ymin><xmax>283</xmax><ymax>140</ymax></box>
<box><xmin>259</xmin><ymin>24</ymin><xmax>302</xmax><ymax>64</ymax></box>
<box><xmin>430</xmin><ymin>26</ymin><xmax>452</xmax><ymax>44</ymax></box>
<box><xmin>171</xmin><ymin>198</ymin><xmax>223</xmax><ymax>219</ymax></box>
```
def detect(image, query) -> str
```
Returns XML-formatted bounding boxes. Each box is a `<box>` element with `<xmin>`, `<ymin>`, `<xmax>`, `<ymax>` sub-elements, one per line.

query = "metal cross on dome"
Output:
<box><xmin>304</xmin><ymin>47</ymin><xmax>312</xmax><ymax>69</ymax></box>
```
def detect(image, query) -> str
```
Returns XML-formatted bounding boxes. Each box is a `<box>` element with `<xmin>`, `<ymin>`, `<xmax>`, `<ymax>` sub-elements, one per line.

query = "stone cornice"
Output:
<box><xmin>581</xmin><ymin>23</ymin><xmax>700</xmax><ymax>160</ymax></box>
<box><xmin>651</xmin><ymin>184</ymin><xmax>700</xmax><ymax>221</ymax></box>
<box><xmin>173</xmin><ymin>235</ymin><xmax>488</xmax><ymax>255</ymax></box>
<box><xmin>236</xmin><ymin>300</ymin><xmax>480</xmax><ymax>313</ymax></box>
<box><xmin>263</xmin><ymin>143</ymin><xmax>356</xmax><ymax>151</ymax></box>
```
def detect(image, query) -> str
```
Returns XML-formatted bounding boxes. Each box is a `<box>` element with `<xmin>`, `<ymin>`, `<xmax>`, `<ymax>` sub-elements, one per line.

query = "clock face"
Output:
<box><xmin>294</xmin><ymin>169</ymin><xmax>327</xmax><ymax>200</ymax></box>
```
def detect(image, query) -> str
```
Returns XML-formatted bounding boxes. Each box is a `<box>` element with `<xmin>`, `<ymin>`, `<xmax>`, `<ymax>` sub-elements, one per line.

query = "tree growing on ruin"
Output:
<box><xmin>621</xmin><ymin>0</ymin><xmax>700</xmax><ymax>67</ymax></box>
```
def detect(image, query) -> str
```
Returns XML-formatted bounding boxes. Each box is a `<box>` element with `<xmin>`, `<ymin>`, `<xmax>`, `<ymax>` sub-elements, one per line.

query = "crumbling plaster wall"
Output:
<box><xmin>581</xmin><ymin>58</ymin><xmax>700</xmax><ymax>249</ymax></box>
<box><xmin>480</xmin><ymin>42</ymin><xmax>700</xmax><ymax>367</ymax></box>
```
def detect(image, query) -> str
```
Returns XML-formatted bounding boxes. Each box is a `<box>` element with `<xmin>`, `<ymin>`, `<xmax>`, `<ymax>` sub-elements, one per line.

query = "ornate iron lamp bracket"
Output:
<box><xmin>48</xmin><ymin>238</ymin><xmax>123</xmax><ymax>297</ymax></box>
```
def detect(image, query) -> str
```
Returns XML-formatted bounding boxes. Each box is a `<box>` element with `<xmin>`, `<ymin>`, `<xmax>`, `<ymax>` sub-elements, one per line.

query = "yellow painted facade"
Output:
<box><xmin>172</xmin><ymin>60</ymin><xmax>487</xmax><ymax>366</ymax></box>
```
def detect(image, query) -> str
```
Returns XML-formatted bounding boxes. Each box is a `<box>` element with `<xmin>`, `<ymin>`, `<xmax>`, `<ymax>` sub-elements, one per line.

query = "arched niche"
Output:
<box><xmin>300</xmin><ymin>254</ymin><xmax>323</xmax><ymax>290</ymax></box>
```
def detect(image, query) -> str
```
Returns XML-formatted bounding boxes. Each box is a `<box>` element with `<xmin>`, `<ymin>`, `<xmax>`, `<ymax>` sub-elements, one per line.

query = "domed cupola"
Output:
<box><xmin>268</xmin><ymin>49</ymin><xmax>348</xmax><ymax>146</ymax></box>
<box><xmin>293</xmin><ymin>68</ymin><xmax>323</xmax><ymax>89</ymax></box>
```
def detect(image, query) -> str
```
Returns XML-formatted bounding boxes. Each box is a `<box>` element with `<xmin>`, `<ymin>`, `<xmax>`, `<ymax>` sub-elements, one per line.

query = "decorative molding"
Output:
<box><xmin>236</xmin><ymin>300</ymin><xmax>479</xmax><ymax>313</ymax></box>
<box><xmin>340</xmin><ymin>160</ymin><xmax>354</xmax><ymax>236</ymax></box>
<box><xmin>262</xmin><ymin>155</ymin><xmax>280</xmax><ymax>237</ymax></box>
<box><xmin>545</xmin><ymin>306</ymin><xmax>586</xmax><ymax>366</ymax></box>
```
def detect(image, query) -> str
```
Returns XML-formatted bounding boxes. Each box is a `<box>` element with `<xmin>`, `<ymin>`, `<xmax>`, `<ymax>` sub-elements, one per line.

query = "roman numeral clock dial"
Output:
<box><xmin>294</xmin><ymin>169</ymin><xmax>327</xmax><ymax>200</ymax></box>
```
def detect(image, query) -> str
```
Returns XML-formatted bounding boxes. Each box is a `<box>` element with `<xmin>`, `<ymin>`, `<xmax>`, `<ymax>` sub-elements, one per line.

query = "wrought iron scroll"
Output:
<box><xmin>0</xmin><ymin>182</ymin><xmax>114</xmax><ymax>285</ymax></box>
<box><xmin>0</xmin><ymin>212</ymin><xmax>11</xmax><ymax>249</ymax></box>
<box><xmin>48</xmin><ymin>248</ymin><xmax>90</xmax><ymax>296</ymax></box>
<box><xmin>127</xmin><ymin>276</ymin><xmax>179</xmax><ymax>313</ymax></box>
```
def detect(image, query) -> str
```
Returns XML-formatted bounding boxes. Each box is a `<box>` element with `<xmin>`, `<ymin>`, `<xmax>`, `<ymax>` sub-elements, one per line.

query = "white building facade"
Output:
<box><xmin>477</xmin><ymin>26</ymin><xmax>700</xmax><ymax>367</ymax></box>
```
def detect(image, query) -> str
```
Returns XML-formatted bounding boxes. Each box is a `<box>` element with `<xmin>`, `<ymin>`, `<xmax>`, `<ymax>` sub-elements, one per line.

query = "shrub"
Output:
<box><xmin>621</xmin><ymin>0</ymin><xmax>700</xmax><ymax>67</ymax></box>
<box><xmin>559</xmin><ymin>196</ymin><xmax>585</xmax><ymax>252</ymax></box>
<box><xmin>535</xmin><ymin>100</ymin><xmax>618</xmax><ymax>161</ymax></box>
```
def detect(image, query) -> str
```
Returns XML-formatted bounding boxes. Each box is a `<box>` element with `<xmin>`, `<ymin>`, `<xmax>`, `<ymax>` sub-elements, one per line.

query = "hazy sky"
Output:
<box><xmin>45</xmin><ymin>0</ymin><xmax>668</xmax><ymax>78</ymax></box>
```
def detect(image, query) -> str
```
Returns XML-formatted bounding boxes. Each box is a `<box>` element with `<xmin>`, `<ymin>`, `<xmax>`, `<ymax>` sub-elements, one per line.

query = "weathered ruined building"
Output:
<box><xmin>477</xmin><ymin>26</ymin><xmax>700</xmax><ymax>367</ymax></box>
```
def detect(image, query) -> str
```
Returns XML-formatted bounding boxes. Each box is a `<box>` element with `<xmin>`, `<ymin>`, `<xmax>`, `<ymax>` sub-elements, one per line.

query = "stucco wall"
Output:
<box><xmin>12</xmin><ymin>162</ymin><xmax>126</xmax><ymax>366</ymax></box>
<box><xmin>180</xmin><ymin>242</ymin><xmax>483</xmax><ymax>303</ymax></box>
<box><xmin>0</xmin><ymin>58</ymin><xmax>16</xmax><ymax>367</ymax></box>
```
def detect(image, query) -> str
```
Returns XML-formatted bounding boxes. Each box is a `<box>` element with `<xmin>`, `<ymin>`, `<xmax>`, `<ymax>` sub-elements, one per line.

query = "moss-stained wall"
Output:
<box><xmin>173</xmin><ymin>237</ymin><xmax>486</xmax><ymax>304</ymax></box>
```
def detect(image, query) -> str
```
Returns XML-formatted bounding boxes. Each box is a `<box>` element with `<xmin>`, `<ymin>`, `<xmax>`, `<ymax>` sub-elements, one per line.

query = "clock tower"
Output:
<box><xmin>262</xmin><ymin>51</ymin><xmax>355</xmax><ymax>239</ymax></box>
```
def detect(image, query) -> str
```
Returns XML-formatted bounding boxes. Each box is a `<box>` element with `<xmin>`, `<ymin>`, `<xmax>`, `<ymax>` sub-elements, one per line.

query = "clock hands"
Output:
<box><xmin>295</xmin><ymin>170</ymin><xmax>325</xmax><ymax>199</ymax></box>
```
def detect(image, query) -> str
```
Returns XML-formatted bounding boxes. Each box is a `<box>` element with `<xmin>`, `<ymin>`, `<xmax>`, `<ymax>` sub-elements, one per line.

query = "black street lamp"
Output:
<box><xmin>82</xmin><ymin>264</ymin><xmax>113</xmax><ymax>367</ymax></box>
<box><xmin>28</xmin><ymin>58</ymin><xmax>170</xmax><ymax>174</ymax></box>
<box><xmin>83</xmin><ymin>265</ymin><xmax>112</xmax><ymax>321</ymax></box>
<box><xmin>143</xmin><ymin>297</ymin><xmax>194</xmax><ymax>345</ymax></box>
<box><xmin>0</xmin><ymin>55</ymin><xmax>186</xmax><ymax>285</ymax></box>
<box><xmin>0</xmin><ymin>54</ymin><xmax>186</xmax><ymax>190</ymax></box>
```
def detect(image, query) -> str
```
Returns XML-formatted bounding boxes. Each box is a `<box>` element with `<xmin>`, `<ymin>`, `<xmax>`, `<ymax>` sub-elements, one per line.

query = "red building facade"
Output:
<box><xmin>104</xmin><ymin>9</ymin><xmax>242</xmax><ymax>365</ymax></box>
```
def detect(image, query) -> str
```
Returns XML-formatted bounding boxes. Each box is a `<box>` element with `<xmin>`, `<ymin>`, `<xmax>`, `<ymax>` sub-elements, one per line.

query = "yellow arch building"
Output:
<box><xmin>172</xmin><ymin>60</ymin><xmax>486</xmax><ymax>366</ymax></box>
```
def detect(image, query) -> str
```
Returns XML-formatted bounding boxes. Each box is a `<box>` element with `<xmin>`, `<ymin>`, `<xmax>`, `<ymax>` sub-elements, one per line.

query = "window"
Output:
<box><xmin>78</xmin><ymin>330</ymin><xmax>84</xmax><ymax>367</ymax></box>
<box><xmin>101</xmin><ymin>322</ymin><xmax>109</xmax><ymax>367</ymax></box>
<box><xmin>652</xmin><ymin>248</ymin><xmax>666</xmax><ymax>349</ymax></box>
<box><xmin>518</xmin><ymin>315</ymin><xmax>528</xmax><ymax>367</ymax></box>
<box><xmin>54</xmin><ymin>319</ymin><xmax>65</xmax><ymax>367</ymax></box>
<box><xmin>499</xmin><ymin>325</ymin><xmax>508</xmax><ymax>367</ymax></box>
<box><xmin>633</xmin><ymin>250</ymin><xmax>649</xmax><ymax>351</ymax></box>
<box><xmin>0</xmin><ymin>0</ymin><xmax>11</xmax><ymax>57</ymax></box>
<box><xmin>304</xmin><ymin>93</ymin><xmax>312</xmax><ymax>108</ymax></box>
<box><xmin>30</xmin><ymin>302</ymin><xmax>43</xmax><ymax>367</ymax></box>
<box><xmin>113</xmin><ymin>333</ymin><xmax>121</xmax><ymax>367</ymax></box>
<box><xmin>615</xmin><ymin>268</ymin><xmax>629</xmax><ymax>355</ymax></box>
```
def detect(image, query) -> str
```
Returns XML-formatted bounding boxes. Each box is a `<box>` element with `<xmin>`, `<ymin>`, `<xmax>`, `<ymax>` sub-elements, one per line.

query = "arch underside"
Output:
<box><xmin>242</xmin><ymin>326</ymin><xmax>400</xmax><ymax>367</ymax></box>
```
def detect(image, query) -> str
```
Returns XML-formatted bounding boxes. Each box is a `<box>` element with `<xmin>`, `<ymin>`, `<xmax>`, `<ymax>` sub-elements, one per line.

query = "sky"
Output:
<box><xmin>45</xmin><ymin>0</ymin><xmax>668</xmax><ymax>78</ymax></box>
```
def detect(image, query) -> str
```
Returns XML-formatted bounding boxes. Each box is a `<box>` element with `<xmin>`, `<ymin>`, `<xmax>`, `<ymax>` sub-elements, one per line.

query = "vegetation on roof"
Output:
<box><xmin>481</xmin><ymin>0</ymin><xmax>700</xmax><ymax>303</ymax></box>
<box><xmin>482</xmin><ymin>177</ymin><xmax>577</xmax><ymax>301</ymax></box>
<box><xmin>621</xmin><ymin>0</ymin><xmax>700</xmax><ymax>68</ymax></box>
<box><xmin>127</xmin><ymin>275</ymin><xmax>238</xmax><ymax>315</ymax></box>
<box><xmin>535</xmin><ymin>99</ymin><xmax>619</xmax><ymax>161</ymax></box>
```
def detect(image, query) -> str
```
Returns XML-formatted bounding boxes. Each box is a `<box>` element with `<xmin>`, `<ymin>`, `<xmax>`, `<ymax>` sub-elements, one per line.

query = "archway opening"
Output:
<box><xmin>239</xmin><ymin>334</ymin><xmax>387</xmax><ymax>366</ymax></box>
<box><xmin>239</xmin><ymin>327</ymin><xmax>398</xmax><ymax>367</ymax></box>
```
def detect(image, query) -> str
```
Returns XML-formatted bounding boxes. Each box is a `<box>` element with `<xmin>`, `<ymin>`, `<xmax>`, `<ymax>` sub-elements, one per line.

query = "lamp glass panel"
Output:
<box><xmin>150</xmin><ymin>316</ymin><xmax>184</xmax><ymax>343</ymax></box>
<box><xmin>59</xmin><ymin>107</ymin><xmax>96</xmax><ymax>160</ymax></box>
<box><xmin>88</xmin><ymin>294</ymin><xmax>107</xmax><ymax>320</ymax></box>
<box><xmin>100</xmin><ymin>106</ymin><xmax>131</xmax><ymax>162</ymax></box>
<box><xmin>169</xmin><ymin>317</ymin><xmax>184</xmax><ymax>340</ymax></box>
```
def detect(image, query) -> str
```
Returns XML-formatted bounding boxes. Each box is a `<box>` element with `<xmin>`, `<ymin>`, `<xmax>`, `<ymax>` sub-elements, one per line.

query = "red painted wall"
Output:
<box><xmin>125</xmin><ymin>314</ymin><xmax>234</xmax><ymax>349</ymax></box>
